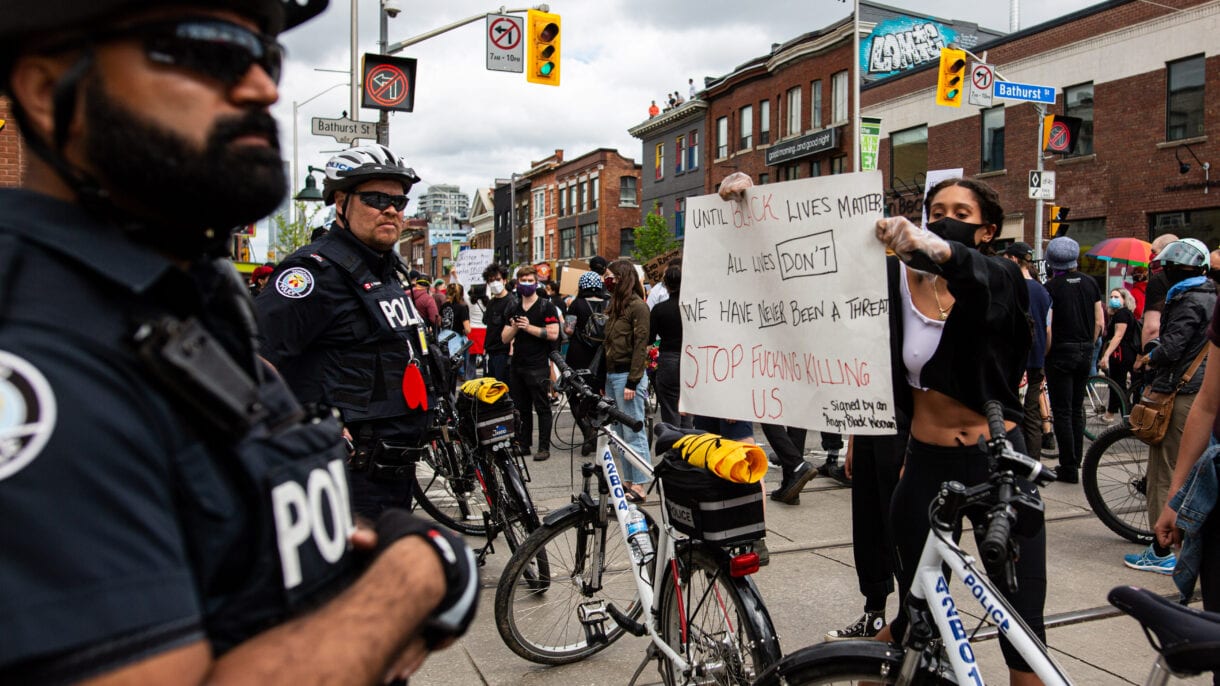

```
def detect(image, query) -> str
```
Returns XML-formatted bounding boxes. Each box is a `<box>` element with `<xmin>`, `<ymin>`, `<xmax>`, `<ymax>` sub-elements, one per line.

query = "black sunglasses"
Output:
<box><xmin>357</xmin><ymin>191</ymin><xmax>410</xmax><ymax>212</ymax></box>
<box><xmin>92</xmin><ymin>18</ymin><xmax>285</xmax><ymax>87</ymax></box>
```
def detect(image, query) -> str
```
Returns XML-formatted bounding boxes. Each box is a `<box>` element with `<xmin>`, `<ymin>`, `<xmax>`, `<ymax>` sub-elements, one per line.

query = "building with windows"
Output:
<box><xmin>414</xmin><ymin>183</ymin><xmax>469</xmax><ymax>223</ymax></box>
<box><xmin>467</xmin><ymin>187</ymin><xmax>494</xmax><ymax>250</ymax></box>
<box><xmin>864</xmin><ymin>0</ymin><xmax>1219</xmax><ymax>275</ymax></box>
<box><xmin>554</xmin><ymin>149</ymin><xmax>642</xmax><ymax>263</ymax></box>
<box><xmin>627</xmin><ymin>98</ymin><xmax>707</xmax><ymax>243</ymax></box>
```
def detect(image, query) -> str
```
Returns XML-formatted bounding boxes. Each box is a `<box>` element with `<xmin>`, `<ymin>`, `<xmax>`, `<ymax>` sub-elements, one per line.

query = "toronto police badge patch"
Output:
<box><xmin>276</xmin><ymin>267</ymin><xmax>315</xmax><ymax>299</ymax></box>
<box><xmin>0</xmin><ymin>351</ymin><xmax>57</xmax><ymax>481</ymax></box>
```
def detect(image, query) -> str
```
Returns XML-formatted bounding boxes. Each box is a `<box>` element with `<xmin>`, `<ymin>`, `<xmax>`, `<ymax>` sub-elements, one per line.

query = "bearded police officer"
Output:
<box><xmin>256</xmin><ymin>144</ymin><xmax>437</xmax><ymax>519</ymax></box>
<box><xmin>0</xmin><ymin>2</ymin><xmax>475</xmax><ymax>683</ymax></box>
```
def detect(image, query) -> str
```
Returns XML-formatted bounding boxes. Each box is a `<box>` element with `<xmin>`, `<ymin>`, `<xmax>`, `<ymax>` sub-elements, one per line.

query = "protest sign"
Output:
<box><xmin>453</xmin><ymin>249</ymin><xmax>493</xmax><ymax>287</ymax></box>
<box><xmin>643</xmin><ymin>248</ymin><xmax>682</xmax><ymax>285</ymax></box>
<box><xmin>680</xmin><ymin>171</ymin><xmax>895</xmax><ymax>435</ymax></box>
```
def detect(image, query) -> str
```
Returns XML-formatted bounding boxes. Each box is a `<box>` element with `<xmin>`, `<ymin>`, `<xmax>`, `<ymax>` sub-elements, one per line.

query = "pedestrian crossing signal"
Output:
<box><xmin>1043</xmin><ymin>115</ymin><xmax>1083</xmax><ymax>154</ymax></box>
<box><xmin>526</xmin><ymin>9</ymin><xmax>561</xmax><ymax>86</ymax></box>
<box><xmin>935</xmin><ymin>48</ymin><xmax>966</xmax><ymax>107</ymax></box>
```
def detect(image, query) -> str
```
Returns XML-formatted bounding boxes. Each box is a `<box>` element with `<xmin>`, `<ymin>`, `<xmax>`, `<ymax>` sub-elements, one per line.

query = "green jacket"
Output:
<box><xmin>604</xmin><ymin>293</ymin><xmax>651</xmax><ymax>389</ymax></box>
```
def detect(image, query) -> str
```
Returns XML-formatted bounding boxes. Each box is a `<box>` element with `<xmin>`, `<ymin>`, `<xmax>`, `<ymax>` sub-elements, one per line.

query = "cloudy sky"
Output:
<box><xmin>264</xmin><ymin>0</ymin><xmax>1099</xmax><ymax>248</ymax></box>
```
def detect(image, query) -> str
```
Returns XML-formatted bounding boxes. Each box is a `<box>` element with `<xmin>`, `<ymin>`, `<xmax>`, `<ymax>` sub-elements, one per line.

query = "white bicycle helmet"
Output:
<box><xmin>1157</xmin><ymin>238</ymin><xmax>1209</xmax><ymax>269</ymax></box>
<box><xmin>322</xmin><ymin>144</ymin><xmax>421</xmax><ymax>205</ymax></box>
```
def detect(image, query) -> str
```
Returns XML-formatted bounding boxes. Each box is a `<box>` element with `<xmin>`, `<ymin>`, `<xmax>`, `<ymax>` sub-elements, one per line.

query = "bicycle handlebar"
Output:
<box><xmin>550</xmin><ymin>351</ymin><xmax>644</xmax><ymax>432</ymax></box>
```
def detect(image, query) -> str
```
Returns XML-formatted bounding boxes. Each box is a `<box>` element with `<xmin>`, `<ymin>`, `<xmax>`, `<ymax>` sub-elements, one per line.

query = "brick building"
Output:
<box><xmin>864</xmin><ymin>0</ymin><xmax>1218</xmax><ymax>273</ymax></box>
<box><xmin>0</xmin><ymin>99</ymin><xmax>23</xmax><ymax>188</ymax></box>
<box><xmin>553</xmin><ymin>148</ymin><xmax>641</xmax><ymax>263</ymax></box>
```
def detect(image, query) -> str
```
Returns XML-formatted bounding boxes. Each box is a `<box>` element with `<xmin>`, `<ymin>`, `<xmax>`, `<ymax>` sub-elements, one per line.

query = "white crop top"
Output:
<box><xmin>899</xmin><ymin>263</ymin><xmax>945</xmax><ymax>390</ymax></box>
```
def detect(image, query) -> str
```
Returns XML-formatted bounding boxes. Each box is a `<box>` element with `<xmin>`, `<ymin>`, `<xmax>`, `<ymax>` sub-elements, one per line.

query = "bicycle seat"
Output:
<box><xmin>1108</xmin><ymin>585</ymin><xmax>1220</xmax><ymax>674</ymax></box>
<box><xmin>653</xmin><ymin>422</ymin><xmax>707</xmax><ymax>456</ymax></box>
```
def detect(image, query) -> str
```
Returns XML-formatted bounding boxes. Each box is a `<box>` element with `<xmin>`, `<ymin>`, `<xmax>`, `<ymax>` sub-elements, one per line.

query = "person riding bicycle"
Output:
<box><xmin>0</xmin><ymin>1</ymin><xmax>476</xmax><ymax>683</ymax></box>
<box><xmin>1127</xmin><ymin>238</ymin><xmax>1216</xmax><ymax>573</ymax></box>
<box><xmin>876</xmin><ymin>178</ymin><xmax>1046</xmax><ymax>686</ymax></box>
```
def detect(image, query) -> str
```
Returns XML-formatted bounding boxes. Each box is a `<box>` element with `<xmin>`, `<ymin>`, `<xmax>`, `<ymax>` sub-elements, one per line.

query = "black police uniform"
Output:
<box><xmin>0</xmin><ymin>190</ymin><xmax>356</xmax><ymax>681</ymax></box>
<box><xmin>256</xmin><ymin>225</ymin><xmax>434</xmax><ymax>518</ymax></box>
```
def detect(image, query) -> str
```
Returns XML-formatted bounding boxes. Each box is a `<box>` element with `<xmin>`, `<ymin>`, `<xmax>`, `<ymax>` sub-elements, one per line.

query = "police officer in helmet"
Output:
<box><xmin>0</xmin><ymin>1</ymin><xmax>476</xmax><ymax>683</ymax></box>
<box><xmin>256</xmin><ymin>144</ymin><xmax>435</xmax><ymax>519</ymax></box>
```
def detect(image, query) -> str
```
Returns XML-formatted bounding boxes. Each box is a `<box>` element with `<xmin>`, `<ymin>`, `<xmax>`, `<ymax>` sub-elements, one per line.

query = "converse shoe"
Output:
<box><xmin>825</xmin><ymin>610</ymin><xmax>886</xmax><ymax>641</ymax></box>
<box><xmin>1122</xmin><ymin>544</ymin><xmax>1176</xmax><ymax>574</ymax></box>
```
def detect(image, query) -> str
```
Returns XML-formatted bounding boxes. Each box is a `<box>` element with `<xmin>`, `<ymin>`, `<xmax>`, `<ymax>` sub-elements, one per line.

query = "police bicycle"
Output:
<box><xmin>412</xmin><ymin>339</ymin><xmax>544</xmax><ymax>564</ymax></box>
<box><xmin>494</xmin><ymin>352</ymin><xmax>781</xmax><ymax>685</ymax></box>
<box><xmin>753</xmin><ymin>401</ymin><xmax>1220</xmax><ymax>685</ymax></box>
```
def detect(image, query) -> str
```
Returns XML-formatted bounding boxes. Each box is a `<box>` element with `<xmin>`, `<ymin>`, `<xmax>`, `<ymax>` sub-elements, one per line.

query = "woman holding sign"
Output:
<box><xmin>875</xmin><ymin>178</ymin><xmax>1044</xmax><ymax>686</ymax></box>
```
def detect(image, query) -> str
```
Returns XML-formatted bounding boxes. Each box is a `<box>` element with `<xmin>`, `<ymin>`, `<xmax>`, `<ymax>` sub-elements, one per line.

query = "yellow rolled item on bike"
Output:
<box><xmin>673</xmin><ymin>433</ymin><xmax>768</xmax><ymax>484</ymax></box>
<box><xmin>459</xmin><ymin>377</ymin><xmax>510</xmax><ymax>404</ymax></box>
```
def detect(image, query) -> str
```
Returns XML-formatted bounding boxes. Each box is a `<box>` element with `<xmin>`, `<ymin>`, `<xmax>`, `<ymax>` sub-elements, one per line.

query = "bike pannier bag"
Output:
<box><xmin>456</xmin><ymin>395</ymin><xmax>516</xmax><ymax>448</ymax></box>
<box><xmin>654</xmin><ymin>454</ymin><xmax>765</xmax><ymax>545</ymax></box>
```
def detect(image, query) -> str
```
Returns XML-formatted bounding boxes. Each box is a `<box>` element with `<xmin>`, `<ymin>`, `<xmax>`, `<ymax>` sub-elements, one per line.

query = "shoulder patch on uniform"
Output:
<box><xmin>0</xmin><ymin>350</ymin><xmax>57</xmax><ymax>481</ymax></box>
<box><xmin>276</xmin><ymin>267</ymin><xmax>316</xmax><ymax>299</ymax></box>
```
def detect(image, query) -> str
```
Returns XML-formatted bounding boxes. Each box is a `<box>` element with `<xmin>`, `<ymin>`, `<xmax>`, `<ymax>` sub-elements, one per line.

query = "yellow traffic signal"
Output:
<box><xmin>1049</xmin><ymin>205</ymin><xmax>1070</xmax><ymax>237</ymax></box>
<box><xmin>526</xmin><ymin>9</ymin><xmax>561</xmax><ymax>86</ymax></box>
<box><xmin>935</xmin><ymin>48</ymin><xmax>966</xmax><ymax>107</ymax></box>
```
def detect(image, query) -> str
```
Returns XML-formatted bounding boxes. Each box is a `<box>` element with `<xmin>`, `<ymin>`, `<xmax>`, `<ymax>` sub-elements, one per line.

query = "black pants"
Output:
<box><xmin>511</xmin><ymin>363</ymin><xmax>552</xmax><ymax>452</ymax></box>
<box><xmin>656</xmin><ymin>351</ymin><xmax>692</xmax><ymax>429</ymax></box>
<box><xmin>1021</xmin><ymin>368</ymin><xmax>1045</xmax><ymax>461</ymax></box>
<box><xmin>889</xmin><ymin>430</ymin><xmax>1047</xmax><ymax>672</ymax></box>
<box><xmin>760</xmin><ymin>423</ymin><xmax>807</xmax><ymax>480</ymax></box>
<box><xmin>852</xmin><ymin>432</ymin><xmax>906</xmax><ymax>610</ymax></box>
<box><xmin>821</xmin><ymin>431</ymin><xmax>844</xmax><ymax>453</ymax></box>
<box><xmin>487</xmin><ymin>351</ymin><xmax>511</xmax><ymax>385</ymax></box>
<box><xmin>1106</xmin><ymin>354</ymin><xmax>1135</xmax><ymax>414</ymax></box>
<box><xmin>1046</xmin><ymin>341</ymin><xmax>1094</xmax><ymax>469</ymax></box>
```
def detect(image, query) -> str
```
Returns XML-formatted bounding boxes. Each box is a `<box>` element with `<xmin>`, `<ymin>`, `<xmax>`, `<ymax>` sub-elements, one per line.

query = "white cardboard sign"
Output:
<box><xmin>680</xmin><ymin>171</ymin><xmax>896</xmax><ymax>435</ymax></box>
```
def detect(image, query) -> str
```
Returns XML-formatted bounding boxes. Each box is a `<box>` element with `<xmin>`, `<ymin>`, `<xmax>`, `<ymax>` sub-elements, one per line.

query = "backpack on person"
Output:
<box><xmin>579</xmin><ymin>297</ymin><xmax>609</xmax><ymax>346</ymax></box>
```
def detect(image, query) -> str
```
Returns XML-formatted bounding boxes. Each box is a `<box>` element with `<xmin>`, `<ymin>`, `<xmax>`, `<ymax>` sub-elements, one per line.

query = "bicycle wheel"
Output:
<box><xmin>414</xmin><ymin>438</ymin><xmax>489</xmax><ymax>536</ymax></box>
<box><xmin>1083</xmin><ymin>374</ymin><xmax>1127</xmax><ymax>441</ymax></box>
<box><xmin>1083</xmin><ymin>424</ymin><xmax>1153</xmax><ymax>544</ymax></box>
<box><xmin>495</xmin><ymin>450</ymin><xmax>542</xmax><ymax>553</ymax></box>
<box><xmin>495</xmin><ymin>507</ymin><xmax>646</xmax><ymax>664</ymax></box>
<box><xmin>752</xmin><ymin>639</ymin><xmax>954</xmax><ymax>685</ymax></box>
<box><xmin>657</xmin><ymin>544</ymin><xmax>782</xmax><ymax>685</ymax></box>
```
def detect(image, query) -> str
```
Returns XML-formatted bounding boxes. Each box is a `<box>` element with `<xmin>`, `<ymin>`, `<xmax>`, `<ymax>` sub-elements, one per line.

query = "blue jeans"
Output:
<box><xmin>606</xmin><ymin>372</ymin><xmax>652</xmax><ymax>485</ymax></box>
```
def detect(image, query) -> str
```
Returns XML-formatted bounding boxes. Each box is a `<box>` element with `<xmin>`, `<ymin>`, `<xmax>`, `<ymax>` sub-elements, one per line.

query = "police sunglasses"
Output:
<box><xmin>357</xmin><ymin>191</ymin><xmax>410</xmax><ymax>212</ymax></box>
<box><xmin>89</xmin><ymin>18</ymin><xmax>285</xmax><ymax>87</ymax></box>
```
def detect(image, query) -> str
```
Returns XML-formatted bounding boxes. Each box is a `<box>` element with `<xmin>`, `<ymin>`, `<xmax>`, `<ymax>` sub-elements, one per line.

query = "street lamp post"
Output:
<box><xmin>377</xmin><ymin>1</ymin><xmax>399</xmax><ymax>146</ymax></box>
<box><xmin>292</xmin><ymin>81</ymin><xmax>349</xmax><ymax>226</ymax></box>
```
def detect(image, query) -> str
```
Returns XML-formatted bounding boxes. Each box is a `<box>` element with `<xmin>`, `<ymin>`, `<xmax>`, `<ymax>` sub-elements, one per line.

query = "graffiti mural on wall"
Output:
<box><xmin>858</xmin><ymin>4</ymin><xmax>1002</xmax><ymax>84</ymax></box>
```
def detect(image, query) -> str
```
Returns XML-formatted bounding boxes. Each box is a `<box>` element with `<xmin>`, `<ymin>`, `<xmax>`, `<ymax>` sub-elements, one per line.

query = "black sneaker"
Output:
<box><xmin>1056</xmin><ymin>465</ymin><xmax>1079</xmax><ymax>484</ymax></box>
<box><xmin>822</xmin><ymin>461</ymin><xmax>850</xmax><ymax>486</ymax></box>
<box><xmin>825</xmin><ymin>610</ymin><xmax>886</xmax><ymax>641</ymax></box>
<box><xmin>771</xmin><ymin>462</ymin><xmax>816</xmax><ymax>505</ymax></box>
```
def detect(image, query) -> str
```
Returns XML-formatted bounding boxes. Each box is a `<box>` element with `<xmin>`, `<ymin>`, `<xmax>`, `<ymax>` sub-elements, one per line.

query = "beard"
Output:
<box><xmin>82</xmin><ymin>78</ymin><xmax>287</xmax><ymax>257</ymax></box>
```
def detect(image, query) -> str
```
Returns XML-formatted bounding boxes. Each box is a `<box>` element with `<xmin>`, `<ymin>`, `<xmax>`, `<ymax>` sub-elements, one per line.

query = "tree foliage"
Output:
<box><xmin>630</xmin><ymin>201</ymin><xmax>680</xmax><ymax>263</ymax></box>
<box><xmin>272</xmin><ymin>202</ymin><xmax>326</xmax><ymax>260</ymax></box>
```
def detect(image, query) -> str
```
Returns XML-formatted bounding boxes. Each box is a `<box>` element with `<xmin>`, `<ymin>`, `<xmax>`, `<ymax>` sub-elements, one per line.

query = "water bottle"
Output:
<box><xmin>624</xmin><ymin>505</ymin><xmax>654</xmax><ymax>566</ymax></box>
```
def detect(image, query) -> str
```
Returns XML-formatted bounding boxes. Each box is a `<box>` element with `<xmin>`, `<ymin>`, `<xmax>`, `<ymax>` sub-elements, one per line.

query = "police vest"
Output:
<box><xmin>299</xmin><ymin>232</ymin><xmax>435</xmax><ymax>426</ymax></box>
<box><xmin>0</xmin><ymin>225</ymin><xmax>357</xmax><ymax>654</ymax></box>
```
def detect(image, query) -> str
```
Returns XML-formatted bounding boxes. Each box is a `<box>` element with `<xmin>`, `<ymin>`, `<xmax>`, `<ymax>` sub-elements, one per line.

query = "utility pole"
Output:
<box><xmin>377</xmin><ymin>1</ymin><xmax>396</xmax><ymax>146</ymax></box>
<box><xmin>349</xmin><ymin>0</ymin><xmax>359</xmax><ymax>133</ymax></box>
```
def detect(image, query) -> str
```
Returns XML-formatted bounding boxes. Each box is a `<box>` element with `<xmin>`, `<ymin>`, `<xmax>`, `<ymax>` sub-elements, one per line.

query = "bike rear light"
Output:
<box><xmin>729</xmin><ymin>552</ymin><xmax>760</xmax><ymax>577</ymax></box>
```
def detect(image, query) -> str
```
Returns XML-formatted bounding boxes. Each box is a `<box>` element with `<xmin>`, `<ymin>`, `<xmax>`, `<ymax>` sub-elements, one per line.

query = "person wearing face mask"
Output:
<box><xmin>1098</xmin><ymin>288</ymin><xmax>1141</xmax><ymax>423</ymax></box>
<box><xmin>1128</xmin><ymin>265</ymin><xmax>1150</xmax><ymax>319</ymax></box>
<box><xmin>874</xmin><ymin>178</ymin><xmax>1044</xmax><ymax>685</ymax></box>
<box><xmin>1042</xmin><ymin>236</ymin><xmax>1104</xmax><ymax>484</ymax></box>
<box><xmin>481</xmin><ymin>263</ymin><xmax>515</xmax><ymax>384</ymax></box>
<box><xmin>1126</xmin><ymin>239</ymin><xmax>1217</xmax><ymax>573</ymax></box>
<box><xmin>1143</xmin><ymin>233</ymin><xmax>1180</xmax><ymax>347</ymax></box>
<box><xmin>502</xmin><ymin>266</ymin><xmax>561</xmax><ymax>461</ymax></box>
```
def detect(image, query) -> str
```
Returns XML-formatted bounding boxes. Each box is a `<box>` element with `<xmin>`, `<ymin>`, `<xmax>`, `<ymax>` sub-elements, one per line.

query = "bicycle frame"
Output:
<box><xmin>906</xmin><ymin>526</ymin><xmax>1072</xmax><ymax>685</ymax></box>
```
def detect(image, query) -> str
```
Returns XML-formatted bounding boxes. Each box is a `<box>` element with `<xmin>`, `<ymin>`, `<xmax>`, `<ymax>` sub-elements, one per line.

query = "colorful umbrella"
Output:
<box><xmin>1086</xmin><ymin>237</ymin><xmax>1154</xmax><ymax>265</ymax></box>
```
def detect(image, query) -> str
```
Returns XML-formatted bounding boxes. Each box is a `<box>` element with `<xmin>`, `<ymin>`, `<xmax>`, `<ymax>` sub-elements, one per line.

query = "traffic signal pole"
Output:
<box><xmin>385</xmin><ymin>4</ymin><xmax>549</xmax><ymax>55</ymax></box>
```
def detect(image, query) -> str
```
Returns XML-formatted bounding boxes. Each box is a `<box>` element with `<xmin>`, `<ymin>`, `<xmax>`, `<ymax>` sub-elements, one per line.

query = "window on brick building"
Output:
<box><xmin>739</xmin><ymin>104</ymin><xmax>753</xmax><ymax>150</ymax></box>
<box><xmin>569</xmin><ymin>186</ymin><xmax>577</xmax><ymax>214</ymax></box>
<box><xmin>758</xmin><ymin>173</ymin><xmax>769</xmax><ymax>185</ymax></box>
<box><xmin>830</xmin><ymin>156</ymin><xmax>846</xmax><ymax>174</ymax></box>
<box><xmin>811</xmin><ymin>80</ymin><xmax>822</xmax><ymax>129</ymax></box>
<box><xmin>810</xmin><ymin>159</ymin><xmax>821</xmax><ymax>177</ymax></box>
<box><xmin>759</xmin><ymin>99</ymin><xmax>771</xmax><ymax>144</ymax></box>
<box><xmin>689</xmin><ymin>131</ymin><xmax>700</xmax><ymax>169</ymax></box>
<box><xmin>783</xmin><ymin>164</ymin><xmax>800</xmax><ymax>181</ymax></box>
<box><xmin>580</xmin><ymin>223</ymin><xmax>599</xmax><ymax>257</ymax></box>
<box><xmin>786</xmin><ymin>86</ymin><xmax>801</xmax><ymax>137</ymax></box>
<box><xmin>676</xmin><ymin>135</ymin><xmax>686</xmax><ymax>174</ymax></box>
<box><xmin>1167</xmin><ymin>55</ymin><xmax>1204</xmax><ymax>141</ymax></box>
<box><xmin>579</xmin><ymin>181</ymin><xmax>587</xmax><ymax>213</ymax></box>
<box><xmin>716</xmin><ymin>117</ymin><xmax>728</xmax><ymax>158</ymax></box>
<box><xmin>674</xmin><ymin>198</ymin><xmax>685</xmax><ymax>239</ymax></box>
<box><xmin>891</xmin><ymin>125</ymin><xmax>927</xmax><ymax>192</ymax></box>
<box><xmin>655</xmin><ymin>143</ymin><xmax>664</xmax><ymax>181</ymax></box>
<box><xmin>558</xmin><ymin>186</ymin><xmax>565</xmax><ymax>216</ymax></box>
<box><xmin>831</xmin><ymin>71</ymin><xmax>848</xmax><ymax>125</ymax></box>
<box><xmin>620</xmin><ymin>227</ymin><xmax>635</xmax><ymax>257</ymax></box>
<box><xmin>1064</xmin><ymin>83</ymin><xmax>1094</xmax><ymax>156</ymax></box>
<box><xmin>560</xmin><ymin>227</ymin><xmax>575</xmax><ymax>258</ymax></box>
<box><xmin>620</xmin><ymin>176</ymin><xmax>637</xmax><ymax>206</ymax></box>
<box><xmin>981</xmin><ymin>106</ymin><xmax>1005</xmax><ymax>172</ymax></box>
<box><xmin>591</xmin><ymin>177</ymin><xmax>598</xmax><ymax>210</ymax></box>
<box><xmin>533</xmin><ymin>190</ymin><xmax>545</xmax><ymax>219</ymax></box>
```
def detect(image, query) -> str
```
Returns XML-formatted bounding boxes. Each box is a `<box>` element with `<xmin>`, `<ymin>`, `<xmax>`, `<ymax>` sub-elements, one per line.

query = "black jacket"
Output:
<box><xmin>1148</xmin><ymin>279</ymin><xmax>1217</xmax><ymax>394</ymax></box>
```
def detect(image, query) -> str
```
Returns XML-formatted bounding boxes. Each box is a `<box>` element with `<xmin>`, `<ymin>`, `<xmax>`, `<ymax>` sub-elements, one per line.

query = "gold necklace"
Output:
<box><xmin>931</xmin><ymin>276</ymin><xmax>951</xmax><ymax>320</ymax></box>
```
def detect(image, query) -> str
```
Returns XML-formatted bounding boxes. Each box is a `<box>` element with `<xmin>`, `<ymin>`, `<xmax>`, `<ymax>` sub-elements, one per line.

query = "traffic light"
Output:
<box><xmin>935</xmin><ymin>48</ymin><xmax>966</xmax><ymax>107</ymax></box>
<box><xmin>1043</xmin><ymin>115</ymin><xmax>1083</xmax><ymax>154</ymax></box>
<box><xmin>526</xmin><ymin>9</ymin><xmax>561</xmax><ymax>86</ymax></box>
<box><xmin>1049</xmin><ymin>205</ymin><xmax>1070</xmax><ymax>237</ymax></box>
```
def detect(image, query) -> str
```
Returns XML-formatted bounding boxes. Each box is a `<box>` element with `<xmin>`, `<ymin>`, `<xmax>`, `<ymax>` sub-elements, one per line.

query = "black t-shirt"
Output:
<box><xmin>650</xmin><ymin>297</ymin><xmax>683</xmax><ymax>353</ymax></box>
<box><xmin>509</xmin><ymin>297</ymin><xmax>560</xmax><ymax>368</ymax></box>
<box><xmin>439</xmin><ymin>300</ymin><xmax>469</xmax><ymax>333</ymax></box>
<box><xmin>1106</xmin><ymin>307</ymin><xmax>1140</xmax><ymax>362</ymax></box>
<box><xmin>483</xmin><ymin>294</ymin><xmax>515</xmax><ymax>355</ymax></box>
<box><xmin>1045</xmin><ymin>271</ymin><xmax>1102</xmax><ymax>346</ymax></box>
<box><xmin>1145</xmin><ymin>271</ymin><xmax>1171</xmax><ymax>315</ymax></box>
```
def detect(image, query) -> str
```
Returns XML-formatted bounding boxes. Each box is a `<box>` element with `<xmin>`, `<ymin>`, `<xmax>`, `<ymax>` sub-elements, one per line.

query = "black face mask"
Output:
<box><xmin>1165</xmin><ymin>268</ymin><xmax>1202</xmax><ymax>285</ymax></box>
<box><xmin>927</xmin><ymin>217</ymin><xmax>987</xmax><ymax>247</ymax></box>
<box><xmin>1210</xmin><ymin>269</ymin><xmax>1220</xmax><ymax>285</ymax></box>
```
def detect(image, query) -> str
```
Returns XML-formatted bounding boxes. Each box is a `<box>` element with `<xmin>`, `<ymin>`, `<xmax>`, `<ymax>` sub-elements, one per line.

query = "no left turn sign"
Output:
<box><xmin>967</xmin><ymin>62</ymin><xmax>994</xmax><ymax>107</ymax></box>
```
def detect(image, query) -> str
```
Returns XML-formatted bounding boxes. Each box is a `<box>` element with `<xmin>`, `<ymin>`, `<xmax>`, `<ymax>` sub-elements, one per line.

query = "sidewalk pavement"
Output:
<box><xmin>412</xmin><ymin>408</ymin><xmax>1210</xmax><ymax>685</ymax></box>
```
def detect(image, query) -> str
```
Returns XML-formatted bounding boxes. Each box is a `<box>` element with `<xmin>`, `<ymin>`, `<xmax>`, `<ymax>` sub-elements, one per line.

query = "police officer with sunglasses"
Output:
<box><xmin>0</xmin><ymin>2</ymin><xmax>475</xmax><ymax>684</ymax></box>
<box><xmin>256</xmin><ymin>144</ymin><xmax>438</xmax><ymax>521</ymax></box>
